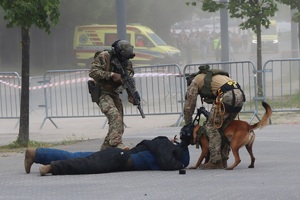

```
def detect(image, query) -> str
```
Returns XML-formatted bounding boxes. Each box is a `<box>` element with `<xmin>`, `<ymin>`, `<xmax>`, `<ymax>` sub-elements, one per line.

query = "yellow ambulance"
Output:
<box><xmin>73</xmin><ymin>24</ymin><xmax>182</xmax><ymax>67</ymax></box>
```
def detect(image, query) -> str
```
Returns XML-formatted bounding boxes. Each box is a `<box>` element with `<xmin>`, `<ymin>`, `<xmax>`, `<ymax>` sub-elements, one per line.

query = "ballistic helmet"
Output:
<box><xmin>112</xmin><ymin>40</ymin><xmax>135</xmax><ymax>60</ymax></box>
<box><xmin>179</xmin><ymin>124</ymin><xmax>194</xmax><ymax>145</ymax></box>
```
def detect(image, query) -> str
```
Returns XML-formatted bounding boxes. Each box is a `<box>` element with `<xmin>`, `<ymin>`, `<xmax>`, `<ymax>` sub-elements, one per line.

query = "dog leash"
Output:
<box><xmin>193</xmin><ymin>106</ymin><xmax>210</xmax><ymax>149</ymax></box>
<box><xmin>213</xmin><ymin>89</ymin><xmax>226</xmax><ymax>129</ymax></box>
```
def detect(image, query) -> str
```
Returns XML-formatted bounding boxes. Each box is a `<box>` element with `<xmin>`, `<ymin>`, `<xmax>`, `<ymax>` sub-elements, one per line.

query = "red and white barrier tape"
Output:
<box><xmin>0</xmin><ymin>72</ymin><xmax>181</xmax><ymax>90</ymax></box>
<box><xmin>0</xmin><ymin>75</ymin><xmax>19</xmax><ymax>79</ymax></box>
<box><xmin>134</xmin><ymin>72</ymin><xmax>180</xmax><ymax>77</ymax></box>
<box><xmin>0</xmin><ymin>77</ymin><xmax>91</xmax><ymax>90</ymax></box>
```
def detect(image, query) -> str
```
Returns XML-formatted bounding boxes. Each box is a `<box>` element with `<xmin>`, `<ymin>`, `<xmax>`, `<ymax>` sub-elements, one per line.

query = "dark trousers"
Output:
<box><xmin>51</xmin><ymin>148</ymin><xmax>131</xmax><ymax>175</ymax></box>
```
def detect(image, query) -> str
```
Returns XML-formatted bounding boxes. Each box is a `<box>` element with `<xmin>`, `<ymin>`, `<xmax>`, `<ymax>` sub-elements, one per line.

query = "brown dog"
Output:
<box><xmin>190</xmin><ymin>101</ymin><xmax>272</xmax><ymax>170</ymax></box>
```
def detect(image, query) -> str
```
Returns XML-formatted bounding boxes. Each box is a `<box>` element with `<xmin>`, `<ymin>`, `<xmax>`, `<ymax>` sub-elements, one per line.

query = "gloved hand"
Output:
<box><xmin>128</xmin><ymin>95</ymin><xmax>135</xmax><ymax>105</ymax></box>
<box><xmin>111</xmin><ymin>72</ymin><xmax>122</xmax><ymax>83</ymax></box>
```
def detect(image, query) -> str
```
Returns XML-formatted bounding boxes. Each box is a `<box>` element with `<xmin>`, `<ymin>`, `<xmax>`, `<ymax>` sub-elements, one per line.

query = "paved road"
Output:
<box><xmin>0</xmin><ymin>124</ymin><xmax>300</xmax><ymax>200</ymax></box>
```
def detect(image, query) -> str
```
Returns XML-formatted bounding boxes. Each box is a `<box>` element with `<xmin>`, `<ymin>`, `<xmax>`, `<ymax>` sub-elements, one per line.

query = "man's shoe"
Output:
<box><xmin>199</xmin><ymin>162</ymin><xmax>224</xmax><ymax>170</ymax></box>
<box><xmin>24</xmin><ymin>148</ymin><xmax>36</xmax><ymax>174</ymax></box>
<box><xmin>39</xmin><ymin>165</ymin><xmax>52</xmax><ymax>176</ymax></box>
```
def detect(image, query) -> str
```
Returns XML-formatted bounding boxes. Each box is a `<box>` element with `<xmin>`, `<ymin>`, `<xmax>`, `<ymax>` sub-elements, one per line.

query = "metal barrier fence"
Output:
<box><xmin>0</xmin><ymin>72</ymin><xmax>21</xmax><ymax>124</ymax></box>
<box><xmin>133</xmin><ymin>64</ymin><xmax>184</xmax><ymax>125</ymax></box>
<box><xmin>40</xmin><ymin>69</ymin><xmax>102</xmax><ymax>128</ymax></box>
<box><xmin>181</xmin><ymin>60</ymin><xmax>259</xmax><ymax>124</ymax></box>
<box><xmin>263</xmin><ymin>58</ymin><xmax>300</xmax><ymax>113</ymax></box>
<box><xmin>29</xmin><ymin>76</ymin><xmax>50</xmax><ymax>117</ymax></box>
<box><xmin>40</xmin><ymin>64</ymin><xmax>184</xmax><ymax>128</ymax></box>
<box><xmin>2</xmin><ymin>58</ymin><xmax>300</xmax><ymax>129</ymax></box>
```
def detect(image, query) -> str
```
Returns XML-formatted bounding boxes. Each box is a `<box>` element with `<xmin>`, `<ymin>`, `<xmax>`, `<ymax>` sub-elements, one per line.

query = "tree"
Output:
<box><xmin>187</xmin><ymin>0</ymin><xmax>278</xmax><ymax>96</ymax></box>
<box><xmin>0</xmin><ymin>0</ymin><xmax>60</xmax><ymax>146</ymax></box>
<box><xmin>278</xmin><ymin>0</ymin><xmax>300</xmax><ymax>54</ymax></box>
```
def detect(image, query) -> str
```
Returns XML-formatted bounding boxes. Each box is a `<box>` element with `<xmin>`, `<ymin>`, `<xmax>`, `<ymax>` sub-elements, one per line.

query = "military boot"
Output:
<box><xmin>199</xmin><ymin>161</ymin><xmax>224</xmax><ymax>170</ymax></box>
<box><xmin>39</xmin><ymin>165</ymin><xmax>52</xmax><ymax>176</ymax></box>
<box><xmin>24</xmin><ymin>148</ymin><xmax>36</xmax><ymax>174</ymax></box>
<box><xmin>222</xmin><ymin>159</ymin><xmax>228</xmax><ymax>169</ymax></box>
<box><xmin>100</xmin><ymin>140</ymin><xmax>112</xmax><ymax>151</ymax></box>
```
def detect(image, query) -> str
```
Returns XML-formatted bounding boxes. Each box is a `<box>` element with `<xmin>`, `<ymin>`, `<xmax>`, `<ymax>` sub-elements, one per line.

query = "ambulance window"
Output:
<box><xmin>105</xmin><ymin>34</ymin><xmax>118</xmax><ymax>46</ymax></box>
<box><xmin>148</xmin><ymin>33</ymin><xmax>166</xmax><ymax>46</ymax></box>
<box><xmin>135</xmin><ymin>35</ymin><xmax>145</xmax><ymax>47</ymax></box>
<box><xmin>135</xmin><ymin>34</ymin><xmax>154</xmax><ymax>47</ymax></box>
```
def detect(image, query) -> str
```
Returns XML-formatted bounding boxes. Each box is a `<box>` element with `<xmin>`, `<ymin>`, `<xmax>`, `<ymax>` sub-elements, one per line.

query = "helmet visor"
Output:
<box><xmin>119</xmin><ymin>45</ymin><xmax>135</xmax><ymax>59</ymax></box>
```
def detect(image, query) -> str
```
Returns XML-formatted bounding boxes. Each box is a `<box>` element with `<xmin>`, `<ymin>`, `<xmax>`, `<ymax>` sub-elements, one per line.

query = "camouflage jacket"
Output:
<box><xmin>89</xmin><ymin>50</ymin><xmax>135</xmax><ymax>95</ymax></box>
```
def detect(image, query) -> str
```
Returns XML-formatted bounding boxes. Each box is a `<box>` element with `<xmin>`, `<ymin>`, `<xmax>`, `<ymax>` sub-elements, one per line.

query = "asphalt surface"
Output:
<box><xmin>0</xmin><ymin>123</ymin><xmax>300</xmax><ymax>200</ymax></box>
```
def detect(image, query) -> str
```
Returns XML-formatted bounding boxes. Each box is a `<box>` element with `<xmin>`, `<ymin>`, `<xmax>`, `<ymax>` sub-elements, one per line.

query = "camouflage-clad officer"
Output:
<box><xmin>184</xmin><ymin>71</ymin><xmax>245</xmax><ymax>169</ymax></box>
<box><xmin>89</xmin><ymin>40</ymin><xmax>136</xmax><ymax>150</ymax></box>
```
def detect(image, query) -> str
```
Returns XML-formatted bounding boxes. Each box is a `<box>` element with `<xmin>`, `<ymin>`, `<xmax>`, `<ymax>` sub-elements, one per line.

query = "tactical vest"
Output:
<box><xmin>186</xmin><ymin>65</ymin><xmax>229</xmax><ymax>104</ymax></box>
<box><xmin>95</xmin><ymin>51</ymin><xmax>122</xmax><ymax>95</ymax></box>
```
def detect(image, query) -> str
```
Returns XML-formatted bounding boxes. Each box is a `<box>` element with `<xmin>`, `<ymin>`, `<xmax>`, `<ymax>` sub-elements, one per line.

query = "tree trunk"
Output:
<box><xmin>256</xmin><ymin>24</ymin><xmax>263</xmax><ymax>97</ymax></box>
<box><xmin>17</xmin><ymin>27</ymin><xmax>30</xmax><ymax>146</ymax></box>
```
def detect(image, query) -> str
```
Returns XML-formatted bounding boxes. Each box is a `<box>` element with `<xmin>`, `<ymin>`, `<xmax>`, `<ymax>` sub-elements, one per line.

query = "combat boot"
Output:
<box><xmin>100</xmin><ymin>140</ymin><xmax>112</xmax><ymax>151</ymax></box>
<box><xmin>39</xmin><ymin>165</ymin><xmax>52</xmax><ymax>176</ymax></box>
<box><xmin>24</xmin><ymin>148</ymin><xmax>36</xmax><ymax>173</ymax></box>
<box><xmin>222</xmin><ymin>159</ymin><xmax>228</xmax><ymax>169</ymax></box>
<box><xmin>199</xmin><ymin>161</ymin><xmax>224</xmax><ymax>170</ymax></box>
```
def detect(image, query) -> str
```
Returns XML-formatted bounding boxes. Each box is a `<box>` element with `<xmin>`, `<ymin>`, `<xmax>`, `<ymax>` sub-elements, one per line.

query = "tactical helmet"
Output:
<box><xmin>179</xmin><ymin>124</ymin><xmax>194</xmax><ymax>145</ymax></box>
<box><xmin>112</xmin><ymin>40</ymin><xmax>135</xmax><ymax>59</ymax></box>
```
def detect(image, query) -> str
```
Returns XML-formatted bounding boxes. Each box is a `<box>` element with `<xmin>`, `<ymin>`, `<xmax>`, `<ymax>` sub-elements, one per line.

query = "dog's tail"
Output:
<box><xmin>250</xmin><ymin>101</ymin><xmax>272</xmax><ymax>131</ymax></box>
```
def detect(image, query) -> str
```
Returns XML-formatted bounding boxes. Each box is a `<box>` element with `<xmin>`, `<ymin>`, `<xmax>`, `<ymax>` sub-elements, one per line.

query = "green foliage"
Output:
<box><xmin>186</xmin><ymin>2</ymin><xmax>197</xmax><ymax>6</ymax></box>
<box><xmin>202</xmin><ymin>0</ymin><xmax>225</xmax><ymax>12</ymax></box>
<box><xmin>192</xmin><ymin>0</ymin><xmax>278</xmax><ymax>34</ymax></box>
<box><xmin>0</xmin><ymin>0</ymin><xmax>60</xmax><ymax>33</ymax></box>
<box><xmin>0</xmin><ymin>0</ymin><xmax>61</xmax><ymax>147</ymax></box>
<box><xmin>295</xmin><ymin>13</ymin><xmax>300</xmax><ymax>22</ymax></box>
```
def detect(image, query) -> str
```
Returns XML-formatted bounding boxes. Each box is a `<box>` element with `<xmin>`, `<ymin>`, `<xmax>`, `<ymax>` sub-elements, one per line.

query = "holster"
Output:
<box><xmin>87</xmin><ymin>80</ymin><xmax>101</xmax><ymax>103</ymax></box>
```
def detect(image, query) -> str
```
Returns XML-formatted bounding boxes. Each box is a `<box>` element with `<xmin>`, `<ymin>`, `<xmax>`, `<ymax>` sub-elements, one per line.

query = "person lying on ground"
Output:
<box><xmin>24</xmin><ymin>124</ymin><xmax>194</xmax><ymax>176</ymax></box>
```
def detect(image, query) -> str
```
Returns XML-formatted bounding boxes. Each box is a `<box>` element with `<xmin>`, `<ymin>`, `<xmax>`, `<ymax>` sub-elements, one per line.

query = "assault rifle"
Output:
<box><xmin>115</xmin><ymin>64</ymin><xmax>145</xmax><ymax>118</ymax></box>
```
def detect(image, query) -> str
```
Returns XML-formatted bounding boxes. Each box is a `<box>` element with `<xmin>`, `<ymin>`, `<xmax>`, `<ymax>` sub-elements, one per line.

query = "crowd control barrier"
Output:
<box><xmin>263</xmin><ymin>58</ymin><xmax>300</xmax><ymax>113</ymax></box>
<box><xmin>0</xmin><ymin>72</ymin><xmax>21</xmax><ymax>124</ymax></box>
<box><xmin>3</xmin><ymin>58</ymin><xmax>299</xmax><ymax>129</ymax></box>
<box><xmin>39</xmin><ymin>64</ymin><xmax>184</xmax><ymax>128</ymax></box>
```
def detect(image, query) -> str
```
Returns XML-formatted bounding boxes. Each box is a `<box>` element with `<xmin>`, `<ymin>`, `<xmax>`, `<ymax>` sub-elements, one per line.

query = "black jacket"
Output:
<box><xmin>129</xmin><ymin>136</ymin><xmax>190</xmax><ymax>170</ymax></box>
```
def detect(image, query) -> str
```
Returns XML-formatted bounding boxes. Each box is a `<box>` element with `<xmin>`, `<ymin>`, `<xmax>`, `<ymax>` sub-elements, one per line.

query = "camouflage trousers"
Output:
<box><xmin>98</xmin><ymin>94</ymin><xmax>124</xmax><ymax>150</ymax></box>
<box><xmin>206</xmin><ymin>89</ymin><xmax>244</xmax><ymax>164</ymax></box>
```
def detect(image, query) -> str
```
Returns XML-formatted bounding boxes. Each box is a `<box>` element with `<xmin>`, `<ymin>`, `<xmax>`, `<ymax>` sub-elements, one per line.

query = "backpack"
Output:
<box><xmin>186</xmin><ymin>65</ymin><xmax>229</xmax><ymax>104</ymax></box>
